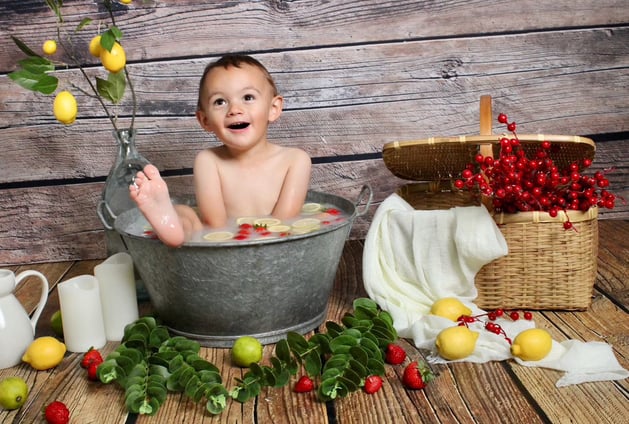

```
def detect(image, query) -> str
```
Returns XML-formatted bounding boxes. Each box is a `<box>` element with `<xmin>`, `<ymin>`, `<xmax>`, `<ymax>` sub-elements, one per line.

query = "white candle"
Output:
<box><xmin>58</xmin><ymin>275</ymin><xmax>107</xmax><ymax>352</ymax></box>
<box><xmin>94</xmin><ymin>252</ymin><xmax>139</xmax><ymax>341</ymax></box>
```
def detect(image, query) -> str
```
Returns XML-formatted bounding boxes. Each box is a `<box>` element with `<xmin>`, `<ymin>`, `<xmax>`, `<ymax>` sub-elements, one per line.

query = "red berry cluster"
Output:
<box><xmin>454</xmin><ymin>113</ymin><xmax>618</xmax><ymax>230</ymax></box>
<box><xmin>457</xmin><ymin>309</ymin><xmax>533</xmax><ymax>345</ymax></box>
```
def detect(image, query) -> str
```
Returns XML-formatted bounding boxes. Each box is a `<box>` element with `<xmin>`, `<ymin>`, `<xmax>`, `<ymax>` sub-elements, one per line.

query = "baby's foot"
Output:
<box><xmin>129</xmin><ymin>164</ymin><xmax>185</xmax><ymax>247</ymax></box>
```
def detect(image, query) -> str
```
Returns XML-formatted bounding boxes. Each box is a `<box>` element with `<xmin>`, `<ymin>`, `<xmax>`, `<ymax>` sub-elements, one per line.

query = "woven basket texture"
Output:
<box><xmin>396</xmin><ymin>182</ymin><xmax>599</xmax><ymax>311</ymax></box>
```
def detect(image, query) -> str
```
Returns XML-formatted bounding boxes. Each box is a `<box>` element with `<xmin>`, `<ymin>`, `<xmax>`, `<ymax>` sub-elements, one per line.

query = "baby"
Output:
<box><xmin>129</xmin><ymin>54</ymin><xmax>312</xmax><ymax>247</ymax></box>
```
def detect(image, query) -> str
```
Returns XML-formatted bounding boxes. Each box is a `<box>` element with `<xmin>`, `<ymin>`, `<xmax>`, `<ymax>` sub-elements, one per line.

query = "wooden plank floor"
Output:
<box><xmin>1</xmin><ymin>220</ymin><xmax>628</xmax><ymax>424</ymax></box>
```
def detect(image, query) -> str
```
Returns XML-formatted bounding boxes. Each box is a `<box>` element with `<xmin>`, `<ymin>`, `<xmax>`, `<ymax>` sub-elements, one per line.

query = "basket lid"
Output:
<box><xmin>382</xmin><ymin>96</ymin><xmax>595</xmax><ymax>181</ymax></box>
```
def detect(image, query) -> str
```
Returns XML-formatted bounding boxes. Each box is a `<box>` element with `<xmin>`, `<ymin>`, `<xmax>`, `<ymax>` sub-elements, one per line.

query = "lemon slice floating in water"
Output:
<box><xmin>254</xmin><ymin>218</ymin><xmax>282</xmax><ymax>227</ymax></box>
<box><xmin>203</xmin><ymin>231</ymin><xmax>234</xmax><ymax>242</ymax></box>
<box><xmin>301</xmin><ymin>202</ymin><xmax>322</xmax><ymax>214</ymax></box>
<box><xmin>268</xmin><ymin>224</ymin><xmax>291</xmax><ymax>233</ymax></box>
<box><xmin>292</xmin><ymin>218</ymin><xmax>320</xmax><ymax>229</ymax></box>
<box><xmin>236</xmin><ymin>217</ymin><xmax>256</xmax><ymax>226</ymax></box>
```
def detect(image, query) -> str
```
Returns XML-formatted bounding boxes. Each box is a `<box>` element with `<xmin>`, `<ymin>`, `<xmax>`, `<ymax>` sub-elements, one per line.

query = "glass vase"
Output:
<box><xmin>97</xmin><ymin>128</ymin><xmax>151</xmax><ymax>256</ymax></box>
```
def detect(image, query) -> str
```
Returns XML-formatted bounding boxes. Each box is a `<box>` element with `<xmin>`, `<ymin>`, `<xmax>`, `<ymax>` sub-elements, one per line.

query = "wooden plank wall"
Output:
<box><xmin>1</xmin><ymin>0</ymin><xmax>627</xmax><ymax>266</ymax></box>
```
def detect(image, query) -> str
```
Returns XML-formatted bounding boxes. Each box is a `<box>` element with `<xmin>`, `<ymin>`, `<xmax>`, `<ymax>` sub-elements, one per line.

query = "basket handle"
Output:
<box><xmin>479</xmin><ymin>95</ymin><xmax>497</xmax><ymax>213</ymax></box>
<box><xmin>479</xmin><ymin>95</ymin><xmax>493</xmax><ymax>158</ymax></box>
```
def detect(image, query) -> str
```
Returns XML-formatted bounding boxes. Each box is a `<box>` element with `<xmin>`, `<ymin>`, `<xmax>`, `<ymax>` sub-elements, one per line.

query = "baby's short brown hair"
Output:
<box><xmin>196</xmin><ymin>54</ymin><xmax>278</xmax><ymax>111</ymax></box>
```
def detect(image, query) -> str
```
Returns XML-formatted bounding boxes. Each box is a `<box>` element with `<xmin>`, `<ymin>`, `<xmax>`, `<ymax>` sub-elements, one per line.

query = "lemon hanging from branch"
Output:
<box><xmin>8</xmin><ymin>0</ymin><xmax>138</xmax><ymax>131</ymax></box>
<box><xmin>53</xmin><ymin>91</ymin><xmax>78</xmax><ymax>125</ymax></box>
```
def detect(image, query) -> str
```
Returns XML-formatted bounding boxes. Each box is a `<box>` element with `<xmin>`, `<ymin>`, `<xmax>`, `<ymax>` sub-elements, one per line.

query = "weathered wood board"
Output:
<box><xmin>1</xmin><ymin>0</ymin><xmax>627</xmax><ymax>265</ymax></box>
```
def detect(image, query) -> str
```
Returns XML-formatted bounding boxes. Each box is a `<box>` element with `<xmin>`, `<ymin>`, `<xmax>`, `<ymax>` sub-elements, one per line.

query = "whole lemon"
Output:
<box><xmin>42</xmin><ymin>40</ymin><xmax>57</xmax><ymax>55</ymax></box>
<box><xmin>0</xmin><ymin>377</ymin><xmax>29</xmax><ymax>410</ymax></box>
<box><xmin>22</xmin><ymin>336</ymin><xmax>66</xmax><ymax>370</ymax></box>
<box><xmin>430</xmin><ymin>297</ymin><xmax>472</xmax><ymax>322</ymax></box>
<box><xmin>89</xmin><ymin>35</ymin><xmax>102</xmax><ymax>57</ymax></box>
<box><xmin>231</xmin><ymin>336</ymin><xmax>263</xmax><ymax>367</ymax></box>
<box><xmin>100</xmin><ymin>42</ymin><xmax>126</xmax><ymax>73</ymax></box>
<box><xmin>120</xmin><ymin>0</ymin><xmax>133</xmax><ymax>4</ymax></box>
<box><xmin>435</xmin><ymin>326</ymin><xmax>479</xmax><ymax>360</ymax></box>
<box><xmin>511</xmin><ymin>328</ymin><xmax>553</xmax><ymax>362</ymax></box>
<box><xmin>53</xmin><ymin>91</ymin><xmax>78</xmax><ymax>125</ymax></box>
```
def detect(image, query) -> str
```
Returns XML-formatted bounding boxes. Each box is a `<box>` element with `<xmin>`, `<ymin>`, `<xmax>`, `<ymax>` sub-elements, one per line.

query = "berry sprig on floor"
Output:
<box><xmin>455</xmin><ymin>112</ymin><xmax>620</xmax><ymax>230</ymax></box>
<box><xmin>456</xmin><ymin>309</ymin><xmax>534</xmax><ymax>344</ymax></box>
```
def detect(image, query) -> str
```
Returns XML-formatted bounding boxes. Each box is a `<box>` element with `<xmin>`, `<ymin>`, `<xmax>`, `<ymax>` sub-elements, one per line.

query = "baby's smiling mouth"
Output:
<box><xmin>228</xmin><ymin>122</ymin><xmax>250</xmax><ymax>130</ymax></box>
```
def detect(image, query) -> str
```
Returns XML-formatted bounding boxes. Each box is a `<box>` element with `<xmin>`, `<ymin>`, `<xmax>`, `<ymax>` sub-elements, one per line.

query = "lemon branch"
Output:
<box><xmin>53</xmin><ymin>23</ymin><xmax>121</xmax><ymax>132</ymax></box>
<box><xmin>9</xmin><ymin>0</ymin><xmax>135</xmax><ymax>131</ymax></box>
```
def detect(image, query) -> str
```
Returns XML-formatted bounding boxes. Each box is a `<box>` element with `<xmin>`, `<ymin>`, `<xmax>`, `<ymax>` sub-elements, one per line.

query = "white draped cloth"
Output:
<box><xmin>363</xmin><ymin>194</ymin><xmax>628</xmax><ymax>387</ymax></box>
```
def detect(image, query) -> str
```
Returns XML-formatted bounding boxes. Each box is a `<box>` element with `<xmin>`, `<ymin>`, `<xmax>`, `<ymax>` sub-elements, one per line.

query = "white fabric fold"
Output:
<box><xmin>363</xmin><ymin>193</ymin><xmax>629</xmax><ymax>387</ymax></box>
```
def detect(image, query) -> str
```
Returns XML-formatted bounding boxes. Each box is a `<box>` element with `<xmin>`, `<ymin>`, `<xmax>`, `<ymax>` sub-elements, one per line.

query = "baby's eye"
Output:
<box><xmin>243</xmin><ymin>94</ymin><xmax>255</xmax><ymax>101</ymax></box>
<box><xmin>213</xmin><ymin>98</ymin><xmax>226</xmax><ymax>106</ymax></box>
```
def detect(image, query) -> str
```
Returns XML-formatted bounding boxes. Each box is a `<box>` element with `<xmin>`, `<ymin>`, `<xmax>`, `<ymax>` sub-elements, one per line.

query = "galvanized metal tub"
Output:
<box><xmin>114</xmin><ymin>186</ymin><xmax>372</xmax><ymax>347</ymax></box>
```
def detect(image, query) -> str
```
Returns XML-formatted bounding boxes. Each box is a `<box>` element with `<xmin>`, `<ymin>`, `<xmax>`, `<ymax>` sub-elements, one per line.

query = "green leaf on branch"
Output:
<box><xmin>44</xmin><ymin>0</ymin><xmax>64</xmax><ymax>22</ymax></box>
<box><xmin>101</xmin><ymin>26</ymin><xmax>124</xmax><ymax>51</ymax></box>
<box><xmin>97</xmin><ymin>71</ymin><xmax>126</xmax><ymax>103</ymax></box>
<box><xmin>11</xmin><ymin>36</ymin><xmax>40</xmax><ymax>57</ymax></box>
<box><xmin>8</xmin><ymin>69</ymin><xmax>58</xmax><ymax>95</ymax></box>
<box><xmin>75</xmin><ymin>18</ymin><xmax>93</xmax><ymax>32</ymax></box>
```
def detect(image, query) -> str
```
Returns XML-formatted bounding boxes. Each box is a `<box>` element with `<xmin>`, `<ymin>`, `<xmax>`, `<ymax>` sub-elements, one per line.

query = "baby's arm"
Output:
<box><xmin>272</xmin><ymin>148</ymin><xmax>312</xmax><ymax>219</ymax></box>
<box><xmin>193</xmin><ymin>149</ymin><xmax>229</xmax><ymax>228</ymax></box>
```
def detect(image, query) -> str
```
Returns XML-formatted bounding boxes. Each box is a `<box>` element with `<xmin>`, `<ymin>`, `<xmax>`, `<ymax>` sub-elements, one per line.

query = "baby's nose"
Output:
<box><xmin>228</xmin><ymin>103</ymin><xmax>243</xmax><ymax>115</ymax></box>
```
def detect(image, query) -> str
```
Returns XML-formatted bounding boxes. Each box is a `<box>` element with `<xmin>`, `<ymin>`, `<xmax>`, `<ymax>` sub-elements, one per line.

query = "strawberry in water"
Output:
<box><xmin>385</xmin><ymin>343</ymin><xmax>406</xmax><ymax>365</ymax></box>
<box><xmin>294</xmin><ymin>376</ymin><xmax>314</xmax><ymax>393</ymax></box>
<box><xmin>363</xmin><ymin>375</ymin><xmax>383</xmax><ymax>394</ymax></box>
<box><xmin>44</xmin><ymin>401</ymin><xmax>70</xmax><ymax>424</ymax></box>
<box><xmin>402</xmin><ymin>361</ymin><xmax>434</xmax><ymax>390</ymax></box>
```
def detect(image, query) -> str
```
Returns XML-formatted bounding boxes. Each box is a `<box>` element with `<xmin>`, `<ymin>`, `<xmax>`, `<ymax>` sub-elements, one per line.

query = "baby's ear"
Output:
<box><xmin>196</xmin><ymin>110</ymin><xmax>213</xmax><ymax>132</ymax></box>
<box><xmin>268</xmin><ymin>95</ymin><xmax>284</xmax><ymax>122</ymax></box>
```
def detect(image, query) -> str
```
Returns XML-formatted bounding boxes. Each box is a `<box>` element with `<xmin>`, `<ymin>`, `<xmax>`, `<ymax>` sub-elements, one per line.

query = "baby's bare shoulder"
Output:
<box><xmin>278</xmin><ymin>145</ymin><xmax>310</xmax><ymax>164</ymax></box>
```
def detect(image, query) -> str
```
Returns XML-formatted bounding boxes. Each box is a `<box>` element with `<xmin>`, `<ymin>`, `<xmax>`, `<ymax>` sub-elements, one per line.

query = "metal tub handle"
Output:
<box><xmin>354</xmin><ymin>185</ymin><xmax>373</xmax><ymax>217</ymax></box>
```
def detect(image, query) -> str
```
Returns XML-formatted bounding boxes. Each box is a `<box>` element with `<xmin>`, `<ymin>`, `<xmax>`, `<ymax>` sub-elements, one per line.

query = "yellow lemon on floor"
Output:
<box><xmin>511</xmin><ymin>328</ymin><xmax>553</xmax><ymax>362</ymax></box>
<box><xmin>22</xmin><ymin>336</ymin><xmax>66</xmax><ymax>370</ymax></box>
<box><xmin>53</xmin><ymin>91</ymin><xmax>78</xmax><ymax>125</ymax></box>
<box><xmin>435</xmin><ymin>326</ymin><xmax>479</xmax><ymax>360</ymax></box>
<box><xmin>42</xmin><ymin>40</ymin><xmax>57</xmax><ymax>55</ymax></box>
<box><xmin>89</xmin><ymin>35</ymin><xmax>102</xmax><ymax>57</ymax></box>
<box><xmin>430</xmin><ymin>297</ymin><xmax>472</xmax><ymax>322</ymax></box>
<box><xmin>231</xmin><ymin>336</ymin><xmax>263</xmax><ymax>367</ymax></box>
<box><xmin>100</xmin><ymin>42</ymin><xmax>126</xmax><ymax>73</ymax></box>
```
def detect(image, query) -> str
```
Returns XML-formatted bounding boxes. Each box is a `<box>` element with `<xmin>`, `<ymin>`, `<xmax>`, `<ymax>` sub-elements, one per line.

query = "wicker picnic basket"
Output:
<box><xmin>383</xmin><ymin>96</ymin><xmax>599</xmax><ymax>310</ymax></box>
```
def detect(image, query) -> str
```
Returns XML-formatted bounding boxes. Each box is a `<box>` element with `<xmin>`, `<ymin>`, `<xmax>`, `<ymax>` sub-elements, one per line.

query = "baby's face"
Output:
<box><xmin>197</xmin><ymin>64</ymin><xmax>282</xmax><ymax>150</ymax></box>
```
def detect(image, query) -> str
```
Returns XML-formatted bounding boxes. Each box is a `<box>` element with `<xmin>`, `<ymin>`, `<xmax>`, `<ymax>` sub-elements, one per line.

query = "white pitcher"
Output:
<box><xmin>0</xmin><ymin>269</ymin><xmax>49</xmax><ymax>369</ymax></box>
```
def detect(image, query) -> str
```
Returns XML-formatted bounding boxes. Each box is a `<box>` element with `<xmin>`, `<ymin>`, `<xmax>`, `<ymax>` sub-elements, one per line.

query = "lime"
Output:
<box><xmin>22</xmin><ymin>336</ymin><xmax>66</xmax><ymax>370</ymax></box>
<box><xmin>0</xmin><ymin>376</ymin><xmax>29</xmax><ymax>410</ymax></box>
<box><xmin>50</xmin><ymin>310</ymin><xmax>63</xmax><ymax>338</ymax></box>
<box><xmin>231</xmin><ymin>336</ymin><xmax>263</xmax><ymax>367</ymax></box>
